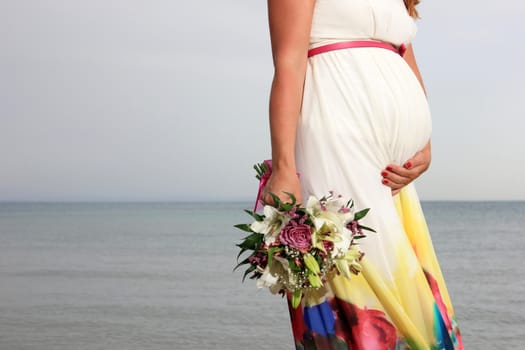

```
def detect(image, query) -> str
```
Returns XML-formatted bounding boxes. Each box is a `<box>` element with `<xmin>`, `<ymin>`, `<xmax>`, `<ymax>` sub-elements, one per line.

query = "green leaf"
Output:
<box><xmin>357</xmin><ymin>224</ymin><xmax>376</xmax><ymax>233</ymax></box>
<box><xmin>269</xmin><ymin>192</ymin><xmax>282</xmax><ymax>208</ymax></box>
<box><xmin>235</xmin><ymin>229</ymin><xmax>264</xmax><ymax>260</ymax></box>
<box><xmin>280</xmin><ymin>202</ymin><xmax>293</xmax><ymax>212</ymax></box>
<box><xmin>233</xmin><ymin>256</ymin><xmax>251</xmax><ymax>271</ymax></box>
<box><xmin>236</xmin><ymin>247</ymin><xmax>249</xmax><ymax>260</ymax></box>
<box><xmin>244</xmin><ymin>209</ymin><xmax>264</xmax><ymax>221</ymax></box>
<box><xmin>236</xmin><ymin>232</ymin><xmax>264</xmax><ymax>251</ymax></box>
<box><xmin>254</xmin><ymin>164</ymin><xmax>263</xmax><ymax>180</ymax></box>
<box><xmin>282</xmin><ymin>191</ymin><xmax>297</xmax><ymax>205</ymax></box>
<box><xmin>234</xmin><ymin>223</ymin><xmax>253</xmax><ymax>233</ymax></box>
<box><xmin>352</xmin><ymin>235</ymin><xmax>367</xmax><ymax>240</ymax></box>
<box><xmin>288</xmin><ymin>259</ymin><xmax>301</xmax><ymax>272</ymax></box>
<box><xmin>254</xmin><ymin>162</ymin><xmax>269</xmax><ymax>181</ymax></box>
<box><xmin>353</xmin><ymin>208</ymin><xmax>370</xmax><ymax>221</ymax></box>
<box><xmin>291</xmin><ymin>289</ymin><xmax>302</xmax><ymax>309</ymax></box>
<box><xmin>242</xmin><ymin>265</ymin><xmax>257</xmax><ymax>282</ymax></box>
<box><xmin>236</xmin><ymin>242</ymin><xmax>260</xmax><ymax>260</ymax></box>
<box><xmin>267</xmin><ymin>246</ymin><xmax>283</xmax><ymax>267</ymax></box>
<box><xmin>260</xmin><ymin>162</ymin><xmax>268</xmax><ymax>175</ymax></box>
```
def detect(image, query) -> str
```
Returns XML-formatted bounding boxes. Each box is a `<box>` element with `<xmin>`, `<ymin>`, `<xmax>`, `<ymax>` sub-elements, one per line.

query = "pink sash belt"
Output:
<box><xmin>308</xmin><ymin>40</ymin><xmax>407</xmax><ymax>58</ymax></box>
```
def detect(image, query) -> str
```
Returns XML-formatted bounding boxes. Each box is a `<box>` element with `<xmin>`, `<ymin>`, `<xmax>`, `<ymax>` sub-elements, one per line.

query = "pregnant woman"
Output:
<box><xmin>261</xmin><ymin>0</ymin><xmax>464</xmax><ymax>349</ymax></box>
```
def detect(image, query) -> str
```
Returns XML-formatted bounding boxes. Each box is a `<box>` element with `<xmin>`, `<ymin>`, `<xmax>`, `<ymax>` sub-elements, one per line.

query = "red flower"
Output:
<box><xmin>333</xmin><ymin>298</ymin><xmax>397</xmax><ymax>350</ymax></box>
<box><xmin>287</xmin><ymin>296</ymin><xmax>398</xmax><ymax>350</ymax></box>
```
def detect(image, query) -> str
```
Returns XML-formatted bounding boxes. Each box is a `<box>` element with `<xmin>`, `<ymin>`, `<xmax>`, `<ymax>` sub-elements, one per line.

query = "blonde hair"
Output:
<box><xmin>404</xmin><ymin>0</ymin><xmax>420</xmax><ymax>18</ymax></box>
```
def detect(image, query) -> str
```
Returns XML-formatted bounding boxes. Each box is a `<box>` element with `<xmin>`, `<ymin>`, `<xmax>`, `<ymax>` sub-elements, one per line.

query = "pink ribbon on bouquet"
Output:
<box><xmin>253</xmin><ymin>159</ymin><xmax>300</xmax><ymax>212</ymax></box>
<box><xmin>254</xmin><ymin>160</ymin><xmax>273</xmax><ymax>212</ymax></box>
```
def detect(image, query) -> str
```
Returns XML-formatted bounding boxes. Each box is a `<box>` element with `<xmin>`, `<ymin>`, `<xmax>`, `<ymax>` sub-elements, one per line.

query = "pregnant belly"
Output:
<box><xmin>300</xmin><ymin>48</ymin><xmax>432</xmax><ymax>168</ymax></box>
<box><xmin>381</xmin><ymin>64</ymin><xmax>432</xmax><ymax>165</ymax></box>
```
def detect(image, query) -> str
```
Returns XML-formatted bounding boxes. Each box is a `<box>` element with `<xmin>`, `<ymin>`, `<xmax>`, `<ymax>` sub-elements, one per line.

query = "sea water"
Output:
<box><xmin>0</xmin><ymin>201</ymin><xmax>524</xmax><ymax>349</ymax></box>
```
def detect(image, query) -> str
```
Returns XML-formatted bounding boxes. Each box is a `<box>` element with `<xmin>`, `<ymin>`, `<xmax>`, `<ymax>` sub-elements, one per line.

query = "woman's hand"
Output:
<box><xmin>382</xmin><ymin>45</ymin><xmax>430</xmax><ymax>196</ymax></box>
<box><xmin>381</xmin><ymin>141</ymin><xmax>431</xmax><ymax>195</ymax></box>
<box><xmin>261</xmin><ymin>170</ymin><xmax>302</xmax><ymax>206</ymax></box>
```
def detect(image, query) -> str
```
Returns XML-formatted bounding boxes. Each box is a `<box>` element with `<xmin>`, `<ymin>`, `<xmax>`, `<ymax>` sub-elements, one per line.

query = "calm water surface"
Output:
<box><xmin>0</xmin><ymin>201</ymin><xmax>524</xmax><ymax>349</ymax></box>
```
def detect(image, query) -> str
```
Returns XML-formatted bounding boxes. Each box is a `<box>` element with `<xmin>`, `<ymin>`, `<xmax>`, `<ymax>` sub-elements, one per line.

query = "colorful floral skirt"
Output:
<box><xmin>289</xmin><ymin>23</ymin><xmax>464</xmax><ymax>347</ymax></box>
<box><xmin>287</xmin><ymin>186</ymin><xmax>463</xmax><ymax>350</ymax></box>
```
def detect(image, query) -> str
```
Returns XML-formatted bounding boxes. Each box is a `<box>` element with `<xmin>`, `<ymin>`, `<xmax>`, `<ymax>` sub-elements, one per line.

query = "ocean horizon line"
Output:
<box><xmin>1</xmin><ymin>199</ymin><xmax>524</xmax><ymax>204</ymax></box>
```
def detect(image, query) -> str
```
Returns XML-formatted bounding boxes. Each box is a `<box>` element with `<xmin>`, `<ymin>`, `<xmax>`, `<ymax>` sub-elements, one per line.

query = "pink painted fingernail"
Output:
<box><xmin>382</xmin><ymin>179</ymin><xmax>389</xmax><ymax>185</ymax></box>
<box><xmin>381</xmin><ymin>171</ymin><xmax>388</xmax><ymax>177</ymax></box>
<box><xmin>386</xmin><ymin>166</ymin><xmax>393</xmax><ymax>171</ymax></box>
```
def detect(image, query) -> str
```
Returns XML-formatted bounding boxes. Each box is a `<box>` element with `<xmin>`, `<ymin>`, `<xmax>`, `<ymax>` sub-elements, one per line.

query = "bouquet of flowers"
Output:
<box><xmin>235</xmin><ymin>162</ymin><xmax>375</xmax><ymax>308</ymax></box>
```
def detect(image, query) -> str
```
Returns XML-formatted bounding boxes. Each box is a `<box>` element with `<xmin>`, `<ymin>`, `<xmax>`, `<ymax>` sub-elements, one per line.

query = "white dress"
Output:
<box><xmin>288</xmin><ymin>0</ymin><xmax>464</xmax><ymax>349</ymax></box>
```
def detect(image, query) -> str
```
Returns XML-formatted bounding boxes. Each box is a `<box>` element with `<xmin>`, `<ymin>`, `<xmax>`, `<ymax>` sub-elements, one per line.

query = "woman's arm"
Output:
<box><xmin>381</xmin><ymin>44</ymin><xmax>432</xmax><ymax>195</ymax></box>
<box><xmin>262</xmin><ymin>0</ymin><xmax>316</xmax><ymax>205</ymax></box>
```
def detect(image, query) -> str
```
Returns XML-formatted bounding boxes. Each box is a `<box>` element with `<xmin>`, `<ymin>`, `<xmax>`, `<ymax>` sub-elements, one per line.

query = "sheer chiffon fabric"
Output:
<box><xmin>289</xmin><ymin>0</ymin><xmax>463</xmax><ymax>348</ymax></box>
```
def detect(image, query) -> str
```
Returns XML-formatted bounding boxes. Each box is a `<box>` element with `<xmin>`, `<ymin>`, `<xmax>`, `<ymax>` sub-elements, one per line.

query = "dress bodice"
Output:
<box><xmin>310</xmin><ymin>0</ymin><xmax>417</xmax><ymax>47</ymax></box>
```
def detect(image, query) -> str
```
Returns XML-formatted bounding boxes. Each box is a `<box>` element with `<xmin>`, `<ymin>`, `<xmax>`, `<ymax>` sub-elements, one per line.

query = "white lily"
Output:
<box><xmin>256</xmin><ymin>266</ymin><xmax>279</xmax><ymax>289</ymax></box>
<box><xmin>306</xmin><ymin>194</ymin><xmax>355</xmax><ymax>258</ymax></box>
<box><xmin>273</xmin><ymin>254</ymin><xmax>290</xmax><ymax>271</ymax></box>
<box><xmin>250</xmin><ymin>205</ymin><xmax>290</xmax><ymax>245</ymax></box>
<box><xmin>307</xmin><ymin>196</ymin><xmax>353</xmax><ymax>228</ymax></box>
<box><xmin>307</xmin><ymin>195</ymin><xmax>353</xmax><ymax>221</ymax></box>
<box><xmin>331</xmin><ymin>227</ymin><xmax>352</xmax><ymax>258</ymax></box>
<box><xmin>335</xmin><ymin>244</ymin><xmax>363</xmax><ymax>279</ymax></box>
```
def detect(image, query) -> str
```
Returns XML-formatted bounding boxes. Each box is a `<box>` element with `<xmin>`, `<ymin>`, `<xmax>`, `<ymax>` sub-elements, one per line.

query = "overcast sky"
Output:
<box><xmin>1</xmin><ymin>0</ymin><xmax>524</xmax><ymax>201</ymax></box>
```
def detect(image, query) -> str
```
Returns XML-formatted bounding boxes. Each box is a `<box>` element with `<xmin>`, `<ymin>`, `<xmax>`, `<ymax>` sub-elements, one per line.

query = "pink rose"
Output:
<box><xmin>279</xmin><ymin>223</ymin><xmax>312</xmax><ymax>252</ymax></box>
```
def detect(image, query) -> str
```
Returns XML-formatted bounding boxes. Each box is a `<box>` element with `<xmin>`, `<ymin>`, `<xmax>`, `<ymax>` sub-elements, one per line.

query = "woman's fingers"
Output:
<box><xmin>381</xmin><ymin>163</ymin><xmax>425</xmax><ymax>188</ymax></box>
<box><xmin>381</xmin><ymin>146</ymin><xmax>432</xmax><ymax>194</ymax></box>
<box><xmin>405</xmin><ymin>149</ymin><xmax>431</xmax><ymax>172</ymax></box>
<box><xmin>381</xmin><ymin>169</ymin><xmax>409</xmax><ymax>187</ymax></box>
